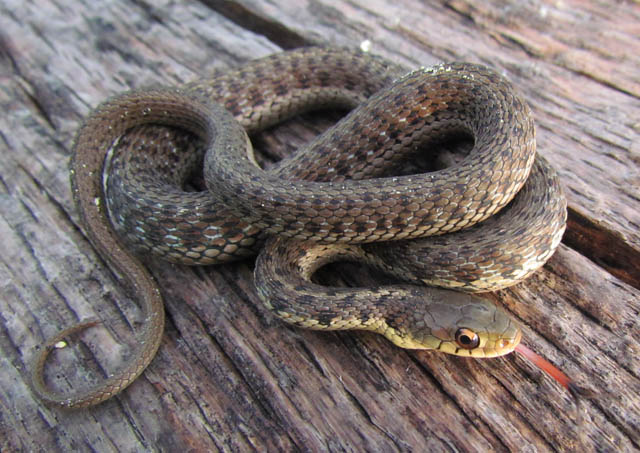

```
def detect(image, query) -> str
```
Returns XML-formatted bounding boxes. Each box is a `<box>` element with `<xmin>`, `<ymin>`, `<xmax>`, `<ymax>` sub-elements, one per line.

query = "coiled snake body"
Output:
<box><xmin>32</xmin><ymin>47</ymin><xmax>566</xmax><ymax>408</ymax></box>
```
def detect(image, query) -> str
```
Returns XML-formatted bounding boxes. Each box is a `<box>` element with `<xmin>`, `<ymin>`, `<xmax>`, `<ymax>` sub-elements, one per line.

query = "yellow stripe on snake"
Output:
<box><xmin>32</xmin><ymin>47</ymin><xmax>566</xmax><ymax>408</ymax></box>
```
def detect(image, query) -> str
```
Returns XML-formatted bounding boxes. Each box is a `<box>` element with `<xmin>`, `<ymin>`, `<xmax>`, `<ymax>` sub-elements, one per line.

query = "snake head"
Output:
<box><xmin>381</xmin><ymin>287</ymin><xmax>521</xmax><ymax>358</ymax></box>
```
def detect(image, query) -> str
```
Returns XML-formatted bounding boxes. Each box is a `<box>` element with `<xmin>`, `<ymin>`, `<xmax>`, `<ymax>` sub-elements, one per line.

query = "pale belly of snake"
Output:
<box><xmin>32</xmin><ymin>47</ymin><xmax>566</xmax><ymax>408</ymax></box>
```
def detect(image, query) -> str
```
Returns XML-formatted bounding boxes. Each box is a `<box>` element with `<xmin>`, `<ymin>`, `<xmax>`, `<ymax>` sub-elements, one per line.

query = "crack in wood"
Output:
<box><xmin>337</xmin><ymin>377</ymin><xmax>408</xmax><ymax>451</ymax></box>
<box><xmin>199</xmin><ymin>0</ymin><xmax>312</xmax><ymax>49</ymax></box>
<box><xmin>405</xmin><ymin>354</ymin><xmax>509</xmax><ymax>452</ymax></box>
<box><xmin>563</xmin><ymin>207</ymin><xmax>640</xmax><ymax>291</ymax></box>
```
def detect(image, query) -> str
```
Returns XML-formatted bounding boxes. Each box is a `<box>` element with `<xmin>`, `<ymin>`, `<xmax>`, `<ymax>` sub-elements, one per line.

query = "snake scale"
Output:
<box><xmin>32</xmin><ymin>47</ymin><xmax>566</xmax><ymax>408</ymax></box>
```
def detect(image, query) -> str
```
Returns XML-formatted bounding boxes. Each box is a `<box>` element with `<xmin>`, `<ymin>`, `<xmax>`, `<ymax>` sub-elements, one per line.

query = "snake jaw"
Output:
<box><xmin>478</xmin><ymin>328</ymin><xmax>522</xmax><ymax>358</ymax></box>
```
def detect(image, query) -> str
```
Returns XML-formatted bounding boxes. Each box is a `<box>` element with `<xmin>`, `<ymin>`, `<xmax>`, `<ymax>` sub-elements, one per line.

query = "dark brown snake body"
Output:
<box><xmin>32</xmin><ymin>47</ymin><xmax>566</xmax><ymax>408</ymax></box>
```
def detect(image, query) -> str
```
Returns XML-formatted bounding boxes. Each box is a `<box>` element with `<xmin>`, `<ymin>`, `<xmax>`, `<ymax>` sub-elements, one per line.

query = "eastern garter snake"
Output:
<box><xmin>32</xmin><ymin>47</ymin><xmax>567</xmax><ymax>408</ymax></box>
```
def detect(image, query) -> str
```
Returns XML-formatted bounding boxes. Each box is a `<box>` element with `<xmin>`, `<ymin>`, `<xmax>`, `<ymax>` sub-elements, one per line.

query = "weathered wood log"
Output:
<box><xmin>1</xmin><ymin>0</ymin><xmax>638</xmax><ymax>451</ymax></box>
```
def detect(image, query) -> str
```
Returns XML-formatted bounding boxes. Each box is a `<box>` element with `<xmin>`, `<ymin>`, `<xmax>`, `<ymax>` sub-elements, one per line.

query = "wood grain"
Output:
<box><xmin>1</xmin><ymin>0</ymin><xmax>638</xmax><ymax>451</ymax></box>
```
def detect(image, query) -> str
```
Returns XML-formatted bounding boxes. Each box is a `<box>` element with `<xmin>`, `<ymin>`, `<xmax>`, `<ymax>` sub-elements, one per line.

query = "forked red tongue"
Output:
<box><xmin>515</xmin><ymin>343</ymin><xmax>572</xmax><ymax>390</ymax></box>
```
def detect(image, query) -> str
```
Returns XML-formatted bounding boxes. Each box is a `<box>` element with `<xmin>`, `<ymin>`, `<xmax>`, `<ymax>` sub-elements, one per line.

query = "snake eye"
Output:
<box><xmin>455</xmin><ymin>328</ymin><xmax>479</xmax><ymax>349</ymax></box>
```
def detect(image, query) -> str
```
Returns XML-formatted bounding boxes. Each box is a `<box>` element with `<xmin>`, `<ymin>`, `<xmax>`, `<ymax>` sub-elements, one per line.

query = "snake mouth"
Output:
<box><xmin>482</xmin><ymin>328</ymin><xmax>522</xmax><ymax>358</ymax></box>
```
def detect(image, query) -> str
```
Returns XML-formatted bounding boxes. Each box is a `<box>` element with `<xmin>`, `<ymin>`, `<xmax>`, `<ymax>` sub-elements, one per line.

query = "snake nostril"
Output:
<box><xmin>455</xmin><ymin>328</ymin><xmax>480</xmax><ymax>349</ymax></box>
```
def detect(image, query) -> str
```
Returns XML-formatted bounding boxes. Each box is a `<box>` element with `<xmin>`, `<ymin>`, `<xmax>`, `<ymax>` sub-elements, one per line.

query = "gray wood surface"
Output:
<box><xmin>1</xmin><ymin>0</ymin><xmax>639</xmax><ymax>451</ymax></box>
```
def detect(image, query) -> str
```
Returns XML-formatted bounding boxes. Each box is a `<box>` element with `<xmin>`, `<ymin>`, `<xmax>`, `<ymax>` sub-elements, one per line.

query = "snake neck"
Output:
<box><xmin>254</xmin><ymin>237</ymin><xmax>402</xmax><ymax>329</ymax></box>
<box><xmin>253</xmin><ymin>237</ymin><xmax>521</xmax><ymax>355</ymax></box>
